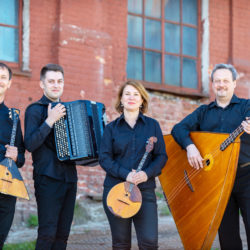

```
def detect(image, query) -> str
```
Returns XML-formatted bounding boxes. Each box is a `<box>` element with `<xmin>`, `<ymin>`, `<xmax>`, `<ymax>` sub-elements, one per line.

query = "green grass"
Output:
<box><xmin>3</xmin><ymin>241</ymin><xmax>36</xmax><ymax>250</ymax></box>
<box><xmin>27</xmin><ymin>214</ymin><xmax>38</xmax><ymax>228</ymax></box>
<box><xmin>155</xmin><ymin>190</ymin><xmax>165</xmax><ymax>199</ymax></box>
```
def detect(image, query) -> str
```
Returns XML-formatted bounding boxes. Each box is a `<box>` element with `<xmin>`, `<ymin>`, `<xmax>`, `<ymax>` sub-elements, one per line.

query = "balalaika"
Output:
<box><xmin>53</xmin><ymin>100</ymin><xmax>106</xmax><ymax>166</ymax></box>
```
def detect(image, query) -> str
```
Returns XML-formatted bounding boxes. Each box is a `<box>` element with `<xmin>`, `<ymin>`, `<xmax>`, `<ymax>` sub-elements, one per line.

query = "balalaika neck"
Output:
<box><xmin>136</xmin><ymin>152</ymin><xmax>149</xmax><ymax>172</ymax></box>
<box><xmin>10</xmin><ymin>110</ymin><xmax>18</xmax><ymax>147</ymax></box>
<box><xmin>220</xmin><ymin>124</ymin><xmax>244</xmax><ymax>151</ymax></box>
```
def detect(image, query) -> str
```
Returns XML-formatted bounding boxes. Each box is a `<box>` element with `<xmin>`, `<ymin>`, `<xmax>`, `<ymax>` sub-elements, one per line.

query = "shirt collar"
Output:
<box><xmin>208</xmin><ymin>94</ymin><xmax>240</xmax><ymax>109</ymax></box>
<box><xmin>39</xmin><ymin>95</ymin><xmax>61</xmax><ymax>105</ymax></box>
<box><xmin>0</xmin><ymin>102</ymin><xmax>4</xmax><ymax>110</ymax></box>
<box><xmin>117</xmin><ymin>112</ymin><xmax>146</xmax><ymax>125</ymax></box>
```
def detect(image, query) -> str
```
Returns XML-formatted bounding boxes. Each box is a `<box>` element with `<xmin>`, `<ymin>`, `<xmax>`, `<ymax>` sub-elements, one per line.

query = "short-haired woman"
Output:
<box><xmin>99</xmin><ymin>81</ymin><xmax>167</xmax><ymax>249</ymax></box>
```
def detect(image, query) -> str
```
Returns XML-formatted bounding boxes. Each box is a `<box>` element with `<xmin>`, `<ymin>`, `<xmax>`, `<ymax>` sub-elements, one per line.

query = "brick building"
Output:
<box><xmin>0</xmin><ymin>0</ymin><xmax>249</xmax><ymax>219</ymax></box>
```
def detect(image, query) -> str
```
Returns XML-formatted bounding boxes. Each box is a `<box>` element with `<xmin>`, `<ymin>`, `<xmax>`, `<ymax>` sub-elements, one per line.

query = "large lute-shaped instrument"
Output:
<box><xmin>159</xmin><ymin>121</ymin><xmax>246</xmax><ymax>249</ymax></box>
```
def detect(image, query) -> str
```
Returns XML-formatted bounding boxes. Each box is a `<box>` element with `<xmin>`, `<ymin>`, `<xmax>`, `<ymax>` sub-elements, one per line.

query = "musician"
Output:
<box><xmin>0</xmin><ymin>62</ymin><xmax>25</xmax><ymax>249</ymax></box>
<box><xmin>99</xmin><ymin>81</ymin><xmax>167</xmax><ymax>250</ymax></box>
<box><xmin>24</xmin><ymin>64</ymin><xmax>77</xmax><ymax>250</ymax></box>
<box><xmin>171</xmin><ymin>63</ymin><xmax>250</xmax><ymax>249</ymax></box>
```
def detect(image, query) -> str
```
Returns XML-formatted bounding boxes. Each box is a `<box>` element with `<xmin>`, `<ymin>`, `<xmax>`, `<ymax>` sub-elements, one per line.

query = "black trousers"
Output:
<box><xmin>103</xmin><ymin>187</ymin><xmax>158</xmax><ymax>250</ymax></box>
<box><xmin>34</xmin><ymin>175</ymin><xmax>77</xmax><ymax>250</ymax></box>
<box><xmin>0</xmin><ymin>193</ymin><xmax>16</xmax><ymax>250</ymax></box>
<box><xmin>219</xmin><ymin>166</ymin><xmax>250</xmax><ymax>250</ymax></box>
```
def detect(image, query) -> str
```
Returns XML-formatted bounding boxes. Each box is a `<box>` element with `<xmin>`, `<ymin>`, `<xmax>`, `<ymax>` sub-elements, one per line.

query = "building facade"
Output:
<box><xmin>0</xmin><ymin>0</ymin><xmax>250</xmax><ymax>218</ymax></box>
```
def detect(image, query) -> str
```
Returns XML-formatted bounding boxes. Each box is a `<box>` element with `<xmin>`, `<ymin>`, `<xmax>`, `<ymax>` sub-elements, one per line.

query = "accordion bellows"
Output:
<box><xmin>53</xmin><ymin>100</ymin><xmax>106</xmax><ymax>166</ymax></box>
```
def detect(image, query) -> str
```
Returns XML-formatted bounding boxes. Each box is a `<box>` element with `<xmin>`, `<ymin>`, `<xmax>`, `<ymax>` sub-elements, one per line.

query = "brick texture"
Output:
<box><xmin>2</xmin><ymin>0</ymin><xmax>249</xmax><ymax>218</ymax></box>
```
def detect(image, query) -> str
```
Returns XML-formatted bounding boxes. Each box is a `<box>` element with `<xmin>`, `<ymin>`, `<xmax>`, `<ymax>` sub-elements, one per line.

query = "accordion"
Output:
<box><xmin>53</xmin><ymin>100</ymin><xmax>106</xmax><ymax>166</ymax></box>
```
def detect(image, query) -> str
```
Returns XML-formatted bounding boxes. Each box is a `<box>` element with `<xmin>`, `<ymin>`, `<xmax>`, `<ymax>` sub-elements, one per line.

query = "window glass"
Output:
<box><xmin>165</xmin><ymin>0</ymin><xmax>180</xmax><ymax>22</ymax></box>
<box><xmin>128</xmin><ymin>0</ymin><xmax>143</xmax><ymax>14</ymax></box>
<box><xmin>165</xmin><ymin>23</ymin><xmax>180</xmax><ymax>54</ymax></box>
<box><xmin>182</xmin><ymin>58</ymin><xmax>197</xmax><ymax>88</ymax></box>
<box><xmin>145</xmin><ymin>51</ymin><xmax>161</xmax><ymax>83</ymax></box>
<box><xmin>0</xmin><ymin>0</ymin><xmax>18</xmax><ymax>25</ymax></box>
<box><xmin>127</xmin><ymin>48</ymin><xmax>143</xmax><ymax>80</ymax></box>
<box><xmin>0</xmin><ymin>26</ymin><xmax>19</xmax><ymax>62</ymax></box>
<box><xmin>145</xmin><ymin>0</ymin><xmax>161</xmax><ymax>18</ymax></box>
<box><xmin>128</xmin><ymin>15</ymin><xmax>143</xmax><ymax>47</ymax></box>
<box><xmin>145</xmin><ymin>19</ymin><xmax>161</xmax><ymax>50</ymax></box>
<box><xmin>165</xmin><ymin>55</ymin><xmax>180</xmax><ymax>86</ymax></box>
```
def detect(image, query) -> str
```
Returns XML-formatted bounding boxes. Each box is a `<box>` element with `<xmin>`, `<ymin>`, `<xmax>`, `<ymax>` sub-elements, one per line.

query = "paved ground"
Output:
<box><xmin>67</xmin><ymin>216</ymin><xmax>247</xmax><ymax>250</ymax></box>
<box><xmin>6</xmin><ymin>215</ymin><xmax>248</xmax><ymax>250</ymax></box>
<box><xmin>6</xmin><ymin>198</ymin><xmax>248</xmax><ymax>250</ymax></box>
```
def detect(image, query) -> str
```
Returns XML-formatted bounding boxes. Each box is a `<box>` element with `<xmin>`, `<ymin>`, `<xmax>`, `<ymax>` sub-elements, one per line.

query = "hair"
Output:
<box><xmin>211</xmin><ymin>63</ymin><xmax>237</xmax><ymax>82</ymax></box>
<box><xmin>0</xmin><ymin>62</ymin><xmax>12</xmax><ymax>80</ymax></box>
<box><xmin>40</xmin><ymin>63</ymin><xmax>64</xmax><ymax>81</ymax></box>
<box><xmin>115</xmin><ymin>80</ymin><xmax>149</xmax><ymax>114</ymax></box>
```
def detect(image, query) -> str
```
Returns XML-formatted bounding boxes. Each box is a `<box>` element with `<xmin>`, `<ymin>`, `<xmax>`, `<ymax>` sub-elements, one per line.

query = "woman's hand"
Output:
<box><xmin>133</xmin><ymin>171</ymin><xmax>148</xmax><ymax>185</ymax></box>
<box><xmin>126</xmin><ymin>170</ymin><xmax>136</xmax><ymax>184</ymax></box>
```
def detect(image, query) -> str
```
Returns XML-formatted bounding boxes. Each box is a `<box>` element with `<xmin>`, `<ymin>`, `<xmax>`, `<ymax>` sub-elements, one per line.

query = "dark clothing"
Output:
<box><xmin>218</xmin><ymin>165</ymin><xmax>250</xmax><ymax>249</ymax></box>
<box><xmin>99</xmin><ymin>113</ymin><xmax>167</xmax><ymax>190</ymax></box>
<box><xmin>0</xmin><ymin>194</ymin><xmax>16</xmax><ymax>249</ymax></box>
<box><xmin>99</xmin><ymin>113</ymin><xmax>167</xmax><ymax>249</ymax></box>
<box><xmin>103</xmin><ymin>187</ymin><xmax>158</xmax><ymax>250</ymax></box>
<box><xmin>0</xmin><ymin>102</ymin><xmax>25</xmax><ymax>249</ymax></box>
<box><xmin>34</xmin><ymin>175</ymin><xmax>77</xmax><ymax>250</ymax></box>
<box><xmin>24</xmin><ymin>95</ymin><xmax>77</xmax><ymax>182</ymax></box>
<box><xmin>172</xmin><ymin>95</ymin><xmax>250</xmax><ymax>166</ymax></box>
<box><xmin>24</xmin><ymin>95</ymin><xmax>77</xmax><ymax>250</ymax></box>
<box><xmin>0</xmin><ymin>102</ymin><xmax>25</xmax><ymax>167</ymax></box>
<box><xmin>171</xmin><ymin>95</ymin><xmax>250</xmax><ymax>250</ymax></box>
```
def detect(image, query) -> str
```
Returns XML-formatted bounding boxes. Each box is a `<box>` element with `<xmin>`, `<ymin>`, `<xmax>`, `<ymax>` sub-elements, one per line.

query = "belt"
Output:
<box><xmin>240</xmin><ymin>162</ymin><xmax>250</xmax><ymax>168</ymax></box>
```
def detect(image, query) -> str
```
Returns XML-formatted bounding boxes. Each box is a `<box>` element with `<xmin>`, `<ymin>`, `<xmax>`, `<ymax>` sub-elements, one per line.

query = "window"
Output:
<box><xmin>0</xmin><ymin>0</ymin><xmax>21</xmax><ymax>64</ymax></box>
<box><xmin>127</xmin><ymin>0</ymin><xmax>201</xmax><ymax>94</ymax></box>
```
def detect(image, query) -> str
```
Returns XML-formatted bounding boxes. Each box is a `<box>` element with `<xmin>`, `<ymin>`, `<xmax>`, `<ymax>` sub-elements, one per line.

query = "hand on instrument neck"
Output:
<box><xmin>242</xmin><ymin>117</ymin><xmax>250</xmax><ymax>134</ymax></box>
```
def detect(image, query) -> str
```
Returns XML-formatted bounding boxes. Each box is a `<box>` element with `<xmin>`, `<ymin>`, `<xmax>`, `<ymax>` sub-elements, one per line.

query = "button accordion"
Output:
<box><xmin>53</xmin><ymin>100</ymin><xmax>106</xmax><ymax>166</ymax></box>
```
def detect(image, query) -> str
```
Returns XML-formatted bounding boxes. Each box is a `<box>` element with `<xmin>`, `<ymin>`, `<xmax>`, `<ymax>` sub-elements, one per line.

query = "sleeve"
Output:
<box><xmin>99</xmin><ymin>124</ymin><xmax>130</xmax><ymax>180</ymax></box>
<box><xmin>24</xmin><ymin>105</ymin><xmax>52</xmax><ymax>152</ymax></box>
<box><xmin>15</xmin><ymin>119</ymin><xmax>25</xmax><ymax>168</ymax></box>
<box><xmin>245</xmin><ymin>99</ymin><xmax>250</xmax><ymax>117</ymax></box>
<box><xmin>171</xmin><ymin>105</ymin><xmax>204</xmax><ymax>149</ymax></box>
<box><xmin>143</xmin><ymin>121</ymin><xmax>168</xmax><ymax>179</ymax></box>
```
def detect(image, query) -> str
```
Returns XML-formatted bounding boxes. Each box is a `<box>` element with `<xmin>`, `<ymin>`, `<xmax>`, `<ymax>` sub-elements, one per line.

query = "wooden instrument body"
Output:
<box><xmin>159</xmin><ymin>132</ymin><xmax>240</xmax><ymax>250</ymax></box>
<box><xmin>107</xmin><ymin>182</ymin><xmax>142</xmax><ymax>218</ymax></box>
<box><xmin>0</xmin><ymin>158</ymin><xmax>29</xmax><ymax>200</ymax></box>
<box><xmin>0</xmin><ymin>108</ymin><xmax>29</xmax><ymax>200</ymax></box>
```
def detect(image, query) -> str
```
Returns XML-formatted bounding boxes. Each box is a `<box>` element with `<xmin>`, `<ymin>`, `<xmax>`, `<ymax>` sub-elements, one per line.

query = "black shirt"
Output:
<box><xmin>24</xmin><ymin>95</ymin><xmax>77</xmax><ymax>182</ymax></box>
<box><xmin>99</xmin><ymin>113</ymin><xmax>168</xmax><ymax>190</ymax></box>
<box><xmin>172</xmin><ymin>95</ymin><xmax>250</xmax><ymax>165</ymax></box>
<box><xmin>0</xmin><ymin>102</ymin><xmax>25</xmax><ymax>167</ymax></box>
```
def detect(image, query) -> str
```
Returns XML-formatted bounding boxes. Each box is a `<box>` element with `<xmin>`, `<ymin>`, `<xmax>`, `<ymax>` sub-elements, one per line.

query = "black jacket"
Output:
<box><xmin>24</xmin><ymin>95</ymin><xmax>77</xmax><ymax>182</ymax></box>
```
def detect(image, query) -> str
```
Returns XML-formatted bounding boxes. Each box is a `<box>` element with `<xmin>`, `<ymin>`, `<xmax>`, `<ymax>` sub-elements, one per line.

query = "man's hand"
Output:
<box><xmin>186</xmin><ymin>144</ymin><xmax>203</xmax><ymax>170</ymax></box>
<box><xmin>45</xmin><ymin>103</ymin><xmax>66</xmax><ymax>127</ymax></box>
<box><xmin>5</xmin><ymin>145</ymin><xmax>18</xmax><ymax>162</ymax></box>
<box><xmin>242</xmin><ymin>117</ymin><xmax>250</xmax><ymax>134</ymax></box>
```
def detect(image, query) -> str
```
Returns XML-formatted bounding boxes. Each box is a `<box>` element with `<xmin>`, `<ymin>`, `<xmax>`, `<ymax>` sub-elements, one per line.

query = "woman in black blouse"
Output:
<box><xmin>99</xmin><ymin>81</ymin><xmax>167</xmax><ymax>250</ymax></box>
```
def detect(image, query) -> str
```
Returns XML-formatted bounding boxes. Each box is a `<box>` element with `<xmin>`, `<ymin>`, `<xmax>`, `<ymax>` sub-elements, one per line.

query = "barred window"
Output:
<box><xmin>127</xmin><ymin>0</ymin><xmax>201</xmax><ymax>94</ymax></box>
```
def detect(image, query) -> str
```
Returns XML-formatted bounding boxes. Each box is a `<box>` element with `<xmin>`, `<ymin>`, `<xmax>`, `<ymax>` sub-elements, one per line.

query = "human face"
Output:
<box><xmin>212</xmin><ymin>68</ymin><xmax>236</xmax><ymax>102</ymax></box>
<box><xmin>0</xmin><ymin>67</ymin><xmax>11</xmax><ymax>99</ymax></box>
<box><xmin>40</xmin><ymin>71</ymin><xmax>64</xmax><ymax>102</ymax></box>
<box><xmin>121</xmin><ymin>84</ymin><xmax>143</xmax><ymax>113</ymax></box>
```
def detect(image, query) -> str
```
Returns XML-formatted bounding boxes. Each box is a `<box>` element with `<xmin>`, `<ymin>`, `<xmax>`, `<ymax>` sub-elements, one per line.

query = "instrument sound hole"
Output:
<box><xmin>206</xmin><ymin>159</ymin><xmax>210</xmax><ymax>166</ymax></box>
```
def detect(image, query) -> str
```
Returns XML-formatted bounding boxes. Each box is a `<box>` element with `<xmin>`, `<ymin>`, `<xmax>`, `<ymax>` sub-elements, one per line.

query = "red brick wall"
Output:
<box><xmin>209</xmin><ymin>0</ymin><xmax>250</xmax><ymax>99</ymax></box>
<box><xmin>3</xmin><ymin>0</ymin><xmax>249</xmax><ymax>217</ymax></box>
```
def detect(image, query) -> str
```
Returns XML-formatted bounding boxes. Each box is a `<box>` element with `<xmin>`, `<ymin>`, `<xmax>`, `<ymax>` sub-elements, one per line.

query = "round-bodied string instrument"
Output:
<box><xmin>106</xmin><ymin>136</ymin><xmax>157</xmax><ymax>218</ymax></box>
